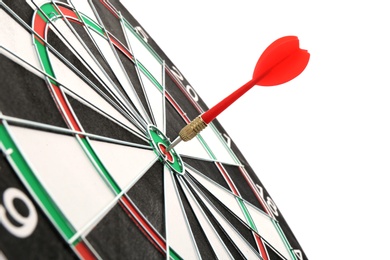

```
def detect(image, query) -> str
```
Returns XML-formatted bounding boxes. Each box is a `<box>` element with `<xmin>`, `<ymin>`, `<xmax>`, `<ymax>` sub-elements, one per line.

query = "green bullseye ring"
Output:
<box><xmin>147</xmin><ymin>125</ymin><xmax>185</xmax><ymax>175</ymax></box>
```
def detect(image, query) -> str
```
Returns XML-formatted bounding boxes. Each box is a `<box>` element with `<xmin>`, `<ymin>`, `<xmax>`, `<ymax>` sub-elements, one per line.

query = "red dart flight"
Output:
<box><xmin>168</xmin><ymin>36</ymin><xmax>310</xmax><ymax>150</ymax></box>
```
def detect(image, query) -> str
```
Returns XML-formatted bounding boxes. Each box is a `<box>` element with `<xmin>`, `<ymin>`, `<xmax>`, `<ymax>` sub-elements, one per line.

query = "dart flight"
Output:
<box><xmin>168</xmin><ymin>36</ymin><xmax>310</xmax><ymax>151</ymax></box>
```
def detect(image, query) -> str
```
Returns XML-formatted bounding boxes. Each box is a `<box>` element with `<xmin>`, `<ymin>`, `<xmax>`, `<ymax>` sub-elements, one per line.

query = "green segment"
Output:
<box><xmin>236</xmin><ymin>197</ymin><xmax>257</xmax><ymax>232</ymax></box>
<box><xmin>169</xmin><ymin>247</ymin><xmax>183</xmax><ymax>260</ymax></box>
<box><xmin>81</xmin><ymin>14</ymin><xmax>105</xmax><ymax>35</ymax></box>
<box><xmin>148</xmin><ymin>126</ymin><xmax>184</xmax><ymax>174</ymax></box>
<box><xmin>0</xmin><ymin>125</ymin><xmax>75</xmax><ymax>239</ymax></box>
<box><xmin>137</xmin><ymin>62</ymin><xmax>163</xmax><ymax>91</ymax></box>
<box><xmin>80</xmin><ymin>138</ymin><xmax>121</xmax><ymax>194</ymax></box>
<box><xmin>37</xmin><ymin>3</ymin><xmax>59</xmax><ymax>22</ymax></box>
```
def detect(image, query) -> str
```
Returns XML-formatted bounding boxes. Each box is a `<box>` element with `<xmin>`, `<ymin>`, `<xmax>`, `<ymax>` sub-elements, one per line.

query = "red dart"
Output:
<box><xmin>201</xmin><ymin>36</ymin><xmax>310</xmax><ymax>124</ymax></box>
<box><xmin>167</xmin><ymin>36</ymin><xmax>310</xmax><ymax>151</ymax></box>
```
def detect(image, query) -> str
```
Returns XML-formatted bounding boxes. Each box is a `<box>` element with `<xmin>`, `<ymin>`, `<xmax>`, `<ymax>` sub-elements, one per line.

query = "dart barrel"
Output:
<box><xmin>179</xmin><ymin>116</ymin><xmax>208</xmax><ymax>141</ymax></box>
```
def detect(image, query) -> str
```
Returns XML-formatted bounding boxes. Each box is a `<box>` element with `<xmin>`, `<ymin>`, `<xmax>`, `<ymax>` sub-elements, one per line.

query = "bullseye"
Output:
<box><xmin>146</xmin><ymin>125</ymin><xmax>184</xmax><ymax>175</ymax></box>
<box><xmin>158</xmin><ymin>143</ymin><xmax>173</xmax><ymax>163</ymax></box>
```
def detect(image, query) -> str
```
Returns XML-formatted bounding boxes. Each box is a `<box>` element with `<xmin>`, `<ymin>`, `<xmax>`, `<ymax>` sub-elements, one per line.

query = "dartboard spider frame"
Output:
<box><xmin>0</xmin><ymin>1</ymin><xmax>306</xmax><ymax>259</ymax></box>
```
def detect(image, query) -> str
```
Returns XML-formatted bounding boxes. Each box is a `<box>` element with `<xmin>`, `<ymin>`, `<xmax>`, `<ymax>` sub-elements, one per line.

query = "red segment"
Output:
<box><xmin>57</xmin><ymin>5</ymin><xmax>78</xmax><ymax>20</ymax></box>
<box><xmin>158</xmin><ymin>144</ymin><xmax>174</xmax><ymax>163</ymax></box>
<box><xmin>165</xmin><ymin>92</ymin><xmax>191</xmax><ymax>123</ymax></box>
<box><xmin>52</xmin><ymin>85</ymin><xmax>82</xmax><ymax>132</ymax></box>
<box><xmin>33</xmin><ymin>13</ymin><xmax>47</xmax><ymax>42</ymax></box>
<box><xmin>238</xmin><ymin>167</ymin><xmax>273</xmax><ymax>217</ymax></box>
<box><xmin>215</xmin><ymin>163</ymin><xmax>239</xmax><ymax>196</ymax></box>
<box><xmin>74</xmin><ymin>241</ymin><xmax>96</xmax><ymax>260</ymax></box>
<box><xmin>109</xmin><ymin>33</ymin><xmax>133</xmax><ymax>59</ymax></box>
<box><xmin>120</xmin><ymin>197</ymin><xmax>166</xmax><ymax>254</ymax></box>
<box><xmin>255</xmin><ymin>234</ymin><xmax>269</xmax><ymax>260</ymax></box>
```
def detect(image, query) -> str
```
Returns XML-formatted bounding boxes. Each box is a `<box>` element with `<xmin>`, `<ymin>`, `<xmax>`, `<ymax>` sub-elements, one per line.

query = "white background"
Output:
<box><xmin>124</xmin><ymin>1</ymin><xmax>390</xmax><ymax>259</ymax></box>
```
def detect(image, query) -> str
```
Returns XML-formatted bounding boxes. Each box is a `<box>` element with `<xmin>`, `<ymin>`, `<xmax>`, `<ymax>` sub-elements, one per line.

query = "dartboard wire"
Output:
<box><xmin>165</xmin><ymin>67</ymin><xmax>242</xmax><ymax>164</ymax></box>
<box><xmin>163</xmin><ymin>166</ymin><xmax>200</xmax><ymax>260</ymax></box>
<box><xmin>0</xmin><ymin>119</ymin><xmax>77</xmax><ymax>240</ymax></box>
<box><xmin>85</xmin><ymin>0</ymin><xmax>155</xmax><ymax>126</ymax></box>
<box><xmin>53</xmin><ymin>1</ymin><xmax>151</xmax><ymax>130</ymax></box>
<box><xmin>182</xmin><ymin>173</ymin><xmax>263</xmax><ymax>259</ymax></box>
<box><xmin>0</xmin><ymin>45</ymin><xmax>148</xmax><ymax>143</ymax></box>
<box><xmin>0</xmin><ymin>121</ymin><xmax>97</xmax><ymax>259</ymax></box>
<box><xmin>31</xmin><ymin>2</ymin><xmax>149</xmax><ymax>134</ymax></box>
<box><xmin>164</xmin><ymin>87</ymin><xmax>242</xmax><ymax>166</ymax></box>
<box><xmin>120</xmin><ymin>18</ymin><xmax>163</xmax><ymax>130</ymax></box>
<box><xmin>162</xmin><ymin>60</ymin><xmax>167</xmax><ymax>133</ymax></box>
<box><xmin>186</xmin><ymin>160</ymin><xmax>273</xmax><ymax>258</ymax></box>
<box><xmin>74</xmin><ymin>0</ymin><xmax>153</xmax><ymax>127</ymax></box>
<box><xmin>185</xmin><ymin>162</ymin><xmax>294</xmax><ymax>260</ymax></box>
<box><xmin>238</xmin><ymin>166</ymin><xmax>298</xmax><ymax>260</ymax></box>
<box><xmin>119</xmin><ymin>193</ymin><xmax>168</xmax><ymax>255</ymax></box>
<box><xmin>3</xmin><ymin>2</ymin><xmax>147</xmax><ymax>136</ymax></box>
<box><xmin>62</xmin><ymin>87</ymin><xmax>149</xmax><ymax>143</ymax></box>
<box><xmin>176</xmin><ymin>176</ymin><xmax>234</xmax><ymax>259</ymax></box>
<box><xmin>75</xmin><ymin>237</ymin><xmax>103</xmax><ymax>260</ymax></box>
<box><xmin>1</xmin><ymin>115</ymin><xmax>161</xmax><ymax>250</ymax></box>
<box><xmin>117</xmin><ymin>11</ymin><xmax>158</xmax><ymax>128</ymax></box>
<box><xmin>0</xmin><ymin>114</ymin><xmax>151</xmax><ymax>150</ymax></box>
<box><xmin>31</xmin><ymin>4</ymin><xmax>174</xmax><ymax>256</ymax></box>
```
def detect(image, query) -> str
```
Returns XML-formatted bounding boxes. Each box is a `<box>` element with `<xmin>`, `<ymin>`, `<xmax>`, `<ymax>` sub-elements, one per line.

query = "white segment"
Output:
<box><xmin>245</xmin><ymin>202</ymin><xmax>293</xmax><ymax>260</ymax></box>
<box><xmin>89</xmin><ymin>139</ymin><xmax>157</xmax><ymax>190</ymax></box>
<box><xmin>8</xmin><ymin>126</ymin><xmax>115</xmax><ymax>231</ymax></box>
<box><xmin>68</xmin><ymin>1</ymin><xmax>99</xmax><ymax>23</ymax></box>
<box><xmin>178</xmin><ymin>177</ymin><xmax>232</xmax><ymax>259</ymax></box>
<box><xmin>87</xmin><ymin>28</ymin><xmax>149</xmax><ymax>122</ymax></box>
<box><xmin>187</xmin><ymin>176</ymin><xmax>261</xmax><ymax>259</ymax></box>
<box><xmin>186</xmin><ymin>166</ymin><xmax>246</xmax><ymax>223</ymax></box>
<box><xmin>165</xmin><ymin>169</ymin><xmax>199</xmax><ymax>259</ymax></box>
<box><xmin>0</xmin><ymin>10</ymin><xmax>41</xmax><ymax>76</ymax></box>
<box><xmin>124</xmin><ymin>26</ymin><xmax>162</xmax><ymax>85</ymax></box>
<box><xmin>139</xmin><ymin>72</ymin><xmax>164</xmax><ymax>130</ymax></box>
<box><xmin>175</xmin><ymin>135</ymin><xmax>211</xmax><ymax>161</ymax></box>
<box><xmin>200</xmin><ymin>125</ymin><xmax>237</xmax><ymax>165</ymax></box>
<box><xmin>48</xmin><ymin>52</ymin><xmax>143</xmax><ymax>136</ymax></box>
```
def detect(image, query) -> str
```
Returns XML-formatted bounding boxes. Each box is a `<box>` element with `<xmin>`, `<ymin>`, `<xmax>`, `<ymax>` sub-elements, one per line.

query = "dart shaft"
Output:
<box><xmin>201</xmin><ymin>78</ymin><xmax>256</xmax><ymax>124</ymax></box>
<box><xmin>167</xmin><ymin>136</ymin><xmax>182</xmax><ymax>151</ymax></box>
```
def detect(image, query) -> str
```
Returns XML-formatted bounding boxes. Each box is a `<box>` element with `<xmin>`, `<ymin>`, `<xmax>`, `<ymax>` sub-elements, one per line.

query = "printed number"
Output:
<box><xmin>256</xmin><ymin>184</ymin><xmax>279</xmax><ymax>217</ymax></box>
<box><xmin>170</xmin><ymin>66</ymin><xmax>199</xmax><ymax>102</ymax></box>
<box><xmin>0</xmin><ymin>187</ymin><xmax>38</xmax><ymax>238</ymax></box>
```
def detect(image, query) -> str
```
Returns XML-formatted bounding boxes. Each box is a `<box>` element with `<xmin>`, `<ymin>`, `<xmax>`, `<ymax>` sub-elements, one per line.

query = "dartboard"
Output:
<box><xmin>0</xmin><ymin>1</ymin><xmax>306</xmax><ymax>259</ymax></box>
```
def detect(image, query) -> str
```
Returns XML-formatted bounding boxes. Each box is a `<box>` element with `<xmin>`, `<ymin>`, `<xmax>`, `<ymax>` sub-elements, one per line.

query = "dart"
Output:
<box><xmin>168</xmin><ymin>35</ymin><xmax>310</xmax><ymax>151</ymax></box>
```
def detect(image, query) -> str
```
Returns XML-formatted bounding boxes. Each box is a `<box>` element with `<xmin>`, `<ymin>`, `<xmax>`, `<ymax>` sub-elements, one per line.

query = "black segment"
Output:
<box><xmin>115</xmin><ymin>48</ymin><xmax>154</xmax><ymax>122</ymax></box>
<box><xmin>86</xmin><ymin>203</ymin><xmax>163</xmax><ymax>260</ymax></box>
<box><xmin>0</xmin><ymin>152</ymin><xmax>76</xmax><ymax>259</ymax></box>
<box><xmin>222</xmin><ymin>164</ymin><xmax>263</xmax><ymax>210</ymax></box>
<box><xmin>127</xmin><ymin>162</ymin><xmax>165</xmax><ymax>237</ymax></box>
<box><xmin>183</xmin><ymin>157</ymin><xmax>230</xmax><ymax>191</ymax></box>
<box><xmin>0</xmin><ymin>54</ymin><xmax>67</xmax><ymax>128</ymax></box>
<box><xmin>165</xmin><ymin>74</ymin><xmax>201</xmax><ymax>121</ymax></box>
<box><xmin>175</xmin><ymin>175</ymin><xmax>216</xmax><ymax>259</ymax></box>
<box><xmin>46</xmin><ymin>29</ymin><xmax>128</xmax><ymax>112</ymax></box>
<box><xmin>165</xmin><ymin>100</ymin><xmax>187</xmax><ymax>140</ymax></box>
<box><xmin>265</xmin><ymin>243</ymin><xmax>286</xmax><ymax>260</ymax></box>
<box><xmin>66</xmin><ymin>94</ymin><xmax>146</xmax><ymax>144</ymax></box>
<box><xmin>186</xmin><ymin>173</ymin><xmax>259</xmax><ymax>252</ymax></box>
<box><xmin>2</xmin><ymin>0</ymin><xmax>34</xmax><ymax>26</ymax></box>
<box><xmin>68</xmin><ymin>21</ymin><xmax>126</xmax><ymax>103</ymax></box>
<box><xmin>183</xmin><ymin>176</ymin><xmax>245</xmax><ymax>260</ymax></box>
<box><xmin>91</xmin><ymin>0</ymin><xmax>128</xmax><ymax>48</ymax></box>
